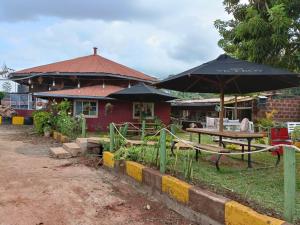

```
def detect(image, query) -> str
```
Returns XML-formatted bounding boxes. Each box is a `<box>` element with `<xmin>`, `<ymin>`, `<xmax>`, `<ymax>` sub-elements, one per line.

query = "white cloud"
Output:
<box><xmin>0</xmin><ymin>0</ymin><xmax>230</xmax><ymax>79</ymax></box>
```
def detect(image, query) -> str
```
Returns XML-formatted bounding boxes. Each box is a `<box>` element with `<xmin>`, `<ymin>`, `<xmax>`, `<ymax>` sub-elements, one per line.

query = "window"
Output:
<box><xmin>133</xmin><ymin>102</ymin><xmax>154</xmax><ymax>119</ymax></box>
<box><xmin>74</xmin><ymin>100</ymin><xmax>98</xmax><ymax>118</ymax></box>
<box><xmin>9</xmin><ymin>93</ymin><xmax>34</xmax><ymax>110</ymax></box>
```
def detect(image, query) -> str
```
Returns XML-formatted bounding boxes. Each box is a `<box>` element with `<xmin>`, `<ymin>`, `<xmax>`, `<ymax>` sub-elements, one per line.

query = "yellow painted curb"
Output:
<box><xmin>126</xmin><ymin>161</ymin><xmax>145</xmax><ymax>182</ymax></box>
<box><xmin>225</xmin><ymin>201</ymin><xmax>285</xmax><ymax>225</ymax></box>
<box><xmin>12</xmin><ymin>116</ymin><xmax>24</xmax><ymax>125</ymax></box>
<box><xmin>103</xmin><ymin>152</ymin><xmax>115</xmax><ymax>168</ymax></box>
<box><xmin>294</xmin><ymin>141</ymin><xmax>300</xmax><ymax>148</ymax></box>
<box><xmin>162</xmin><ymin>175</ymin><xmax>191</xmax><ymax>204</ymax></box>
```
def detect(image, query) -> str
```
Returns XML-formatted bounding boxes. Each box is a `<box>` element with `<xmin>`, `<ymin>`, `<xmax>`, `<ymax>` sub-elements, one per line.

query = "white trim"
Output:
<box><xmin>73</xmin><ymin>99</ymin><xmax>98</xmax><ymax>118</ymax></box>
<box><xmin>132</xmin><ymin>102</ymin><xmax>154</xmax><ymax>119</ymax></box>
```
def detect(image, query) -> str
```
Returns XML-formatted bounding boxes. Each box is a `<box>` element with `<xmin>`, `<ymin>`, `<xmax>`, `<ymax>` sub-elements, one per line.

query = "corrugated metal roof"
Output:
<box><xmin>171</xmin><ymin>96</ymin><xmax>255</xmax><ymax>107</ymax></box>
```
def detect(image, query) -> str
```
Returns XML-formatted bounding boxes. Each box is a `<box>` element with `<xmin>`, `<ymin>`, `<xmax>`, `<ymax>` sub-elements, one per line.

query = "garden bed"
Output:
<box><xmin>112</xmin><ymin>131</ymin><xmax>300</xmax><ymax>223</ymax></box>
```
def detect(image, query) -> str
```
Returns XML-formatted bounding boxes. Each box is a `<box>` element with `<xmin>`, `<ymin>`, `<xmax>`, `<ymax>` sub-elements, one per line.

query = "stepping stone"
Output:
<box><xmin>76</xmin><ymin>138</ymin><xmax>88</xmax><ymax>152</ymax></box>
<box><xmin>63</xmin><ymin>142</ymin><xmax>81</xmax><ymax>157</ymax></box>
<box><xmin>49</xmin><ymin>147</ymin><xmax>72</xmax><ymax>159</ymax></box>
<box><xmin>88</xmin><ymin>137</ymin><xmax>110</xmax><ymax>144</ymax></box>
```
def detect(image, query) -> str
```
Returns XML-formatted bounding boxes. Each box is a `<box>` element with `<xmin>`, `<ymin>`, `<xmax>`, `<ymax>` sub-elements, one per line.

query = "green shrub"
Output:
<box><xmin>57</xmin><ymin>99</ymin><xmax>71</xmax><ymax>112</ymax></box>
<box><xmin>114</xmin><ymin>146</ymin><xmax>140</xmax><ymax>161</ymax></box>
<box><xmin>33</xmin><ymin>111</ymin><xmax>52</xmax><ymax>134</ymax></box>
<box><xmin>56</xmin><ymin>112</ymin><xmax>82</xmax><ymax>139</ymax></box>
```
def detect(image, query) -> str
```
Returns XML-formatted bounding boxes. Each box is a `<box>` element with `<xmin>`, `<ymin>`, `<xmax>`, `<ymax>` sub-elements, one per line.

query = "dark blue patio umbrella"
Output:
<box><xmin>156</xmin><ymin>54</ymin><xmax>300</xmax><ymax>131</ymax></box>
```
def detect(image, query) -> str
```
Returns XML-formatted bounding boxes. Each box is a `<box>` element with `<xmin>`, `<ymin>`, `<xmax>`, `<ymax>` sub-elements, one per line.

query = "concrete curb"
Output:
<box><xmin>103</xmin><ymin>151</ymin><xmax>290</xmax><ymax>225</ymax></box>
<box><xmin>0</xmin><ymin>116</ymin><xmax>31</xmax><ymax>125</ymax></box>
<box><xmin>125</xmin><ymin>161</ymin><xmax>145</xmax><ymax>182</ymax></box>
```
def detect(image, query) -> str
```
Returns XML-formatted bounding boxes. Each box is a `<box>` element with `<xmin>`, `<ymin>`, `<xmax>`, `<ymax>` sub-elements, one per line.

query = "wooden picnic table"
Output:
<box><xmin>186</xmin><ymin>128</ymin><xmax>266</xmax><ymax>168</ymax></box>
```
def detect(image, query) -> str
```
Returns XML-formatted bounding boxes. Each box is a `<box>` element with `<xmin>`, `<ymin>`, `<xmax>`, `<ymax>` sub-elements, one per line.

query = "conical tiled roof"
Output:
<box><xmin>12</xmin><ymin>50</ymin><xmax>156</xmax><ymax>82</ymax></box>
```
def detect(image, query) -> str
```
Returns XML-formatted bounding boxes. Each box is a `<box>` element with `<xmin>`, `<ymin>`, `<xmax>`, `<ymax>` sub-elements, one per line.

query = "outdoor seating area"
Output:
<box><xmin>2</xmin><ymin>1</ymin><xmax>300</xmax><ymax>224</ymax></box>
<box><xmin>105</xmin><ymin>120</ymin><xmax>300</xmax><ymax>222</ymax></box>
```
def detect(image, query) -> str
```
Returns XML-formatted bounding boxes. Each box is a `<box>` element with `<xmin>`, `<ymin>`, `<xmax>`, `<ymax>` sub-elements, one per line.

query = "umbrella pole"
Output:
<box><xmin>219</xmin><ymin>87</ymin><xmax>224</xmax><ymax>132</ymax></box>
<box><xmin>234</xmin><ymin>95</ymin><xmax>238</xmax><ymax>120</ymax></box>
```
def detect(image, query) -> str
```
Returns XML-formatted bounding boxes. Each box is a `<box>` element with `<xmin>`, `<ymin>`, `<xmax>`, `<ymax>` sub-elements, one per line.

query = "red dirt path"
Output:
<box><xmin>0</xmin><ymin>126</ymin><xmax>193</xmax><ymax>225</ymax></box>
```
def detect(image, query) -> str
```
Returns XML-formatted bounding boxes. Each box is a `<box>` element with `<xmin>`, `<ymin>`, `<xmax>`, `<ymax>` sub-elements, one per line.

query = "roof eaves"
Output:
<box><xmin>10</xmin><ymin>72</ymin><xmax>157</xmax><ymax>83</ymax></box>
<box><xmin>34</xmin><ymin>92</ymin><xmax>114</xmax><ymax>100</ymax></box>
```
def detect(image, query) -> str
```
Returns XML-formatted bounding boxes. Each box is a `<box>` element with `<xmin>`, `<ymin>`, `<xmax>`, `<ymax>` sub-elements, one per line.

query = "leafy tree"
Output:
<box><xmin>215</xmin><ymin>0</ymin><xmax>300</xmax><ymax>73</ymax></box>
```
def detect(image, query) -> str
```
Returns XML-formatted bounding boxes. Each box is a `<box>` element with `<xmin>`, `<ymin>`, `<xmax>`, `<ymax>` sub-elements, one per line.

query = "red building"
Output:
<box><xmin>9</xmin><ymin>48</ymin><xmax>171</xmax><ymax>131</ymax></box>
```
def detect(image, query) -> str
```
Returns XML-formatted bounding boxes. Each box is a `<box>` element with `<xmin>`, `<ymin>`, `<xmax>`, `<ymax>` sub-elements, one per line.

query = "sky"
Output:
<box><xmin>0</xmin><ymin>0</ymin><xmax>230</xmax><ymax>81</ymax></box>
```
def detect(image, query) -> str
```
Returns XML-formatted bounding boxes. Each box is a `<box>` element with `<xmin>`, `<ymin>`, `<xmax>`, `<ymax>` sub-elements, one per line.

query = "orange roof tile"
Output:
<box><xmin>34</xmin><ymin>85</ymin><xmax>124</xmax><ymax>99</ymax></box>
<box><xmin>13</xmin><ymin>52</ymin><xmax>156</xmax><ymax>82</ymax></box>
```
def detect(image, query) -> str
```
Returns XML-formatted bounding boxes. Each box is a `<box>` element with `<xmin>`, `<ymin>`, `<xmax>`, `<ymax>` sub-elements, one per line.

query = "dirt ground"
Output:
<box><xmin>0</xmin><ymin>126</ymin><xmax>193</xmax><ymax>225</ymax></box>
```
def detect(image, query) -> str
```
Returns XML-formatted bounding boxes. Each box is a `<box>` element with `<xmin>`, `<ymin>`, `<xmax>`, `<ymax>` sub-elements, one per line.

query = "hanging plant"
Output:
<box><xmin>105</xmin><ymin>103</ymin><xmax>114</xmax><ymax>116</ymax></box>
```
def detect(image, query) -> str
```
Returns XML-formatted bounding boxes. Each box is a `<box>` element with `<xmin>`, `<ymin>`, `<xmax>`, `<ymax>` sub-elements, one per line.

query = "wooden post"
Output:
<box><xmin>160</xmin><ymin>129</ymin><xmax>166</xmax><ymax>174</ymax></box>
<box><xmin>170</xmin><ymin>124</ymin><xmax>175</xmax><ymax>143</ymax></box>
<box><xmin>141</xmin><ymin>120</ymin><xmax>146</xmax><ymax>141</ymax></box>
<box><xmin>189</xmin><ymin>133</ymin><xmax>193</xmax><ymax>142</ymax></box>
<box><xmin>284</xmin><ymin>146</ymin><xmax>296</xmax><ymax>223</ymax></box>
<box><xmin>109</xmin><ymin>123</ymin><xmax>115</xmax><ymax>152</ymax></box>
<box><xmin>81</xmin><ymin>116</ymin><xmax>86</xmax><ymax>138</ymax></box>
<box><xmin>219</xmin><ymin>86</ymin><xmax>225</xmax><ymax>132</ymax></box>
<box><xmin>234</xmin><ymin>95</ymin><xmax>238</xmax><ymax>120</ymax></box>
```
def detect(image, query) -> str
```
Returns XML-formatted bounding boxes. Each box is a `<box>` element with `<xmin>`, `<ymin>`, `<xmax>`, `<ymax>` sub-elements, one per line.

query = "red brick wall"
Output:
<box><xmin>255</xmin><ymin>97</ymin><xmax>300</xmax><ymax>122</ymax></box>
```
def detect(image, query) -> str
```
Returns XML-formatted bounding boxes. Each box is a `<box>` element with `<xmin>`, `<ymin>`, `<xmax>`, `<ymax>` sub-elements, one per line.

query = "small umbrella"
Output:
<box><xmin>156</xmin><ymin>54</ymin><xmax>300</xmax><ymax>131</ymax></box>
<box><xmin>108</xmin><ymin>82</ymin><xmax>176</xmax><ymax>102</ymax></box>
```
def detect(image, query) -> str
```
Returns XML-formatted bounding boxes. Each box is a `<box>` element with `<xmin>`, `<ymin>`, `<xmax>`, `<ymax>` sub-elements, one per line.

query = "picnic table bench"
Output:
<box><xmin>171</xmin><ymin>138</ymin><xmax>281</xmax><ymax>170</ymax></box>
<box><xmin>170</xmin><ymin>139</ymin><xmax>230</xmax><ymax>170</ymax></box>
<box><xmin>213</xmin><ymin>138</ymin><xmax>281</xmax><ymax>166</ymax></box>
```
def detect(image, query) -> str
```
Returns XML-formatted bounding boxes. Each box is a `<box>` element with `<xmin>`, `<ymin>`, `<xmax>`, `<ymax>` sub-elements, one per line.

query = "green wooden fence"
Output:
<box><xmin>108</xmin><ymin>122</ymin><xmax>297</xmax><ymax>222</ymax></box>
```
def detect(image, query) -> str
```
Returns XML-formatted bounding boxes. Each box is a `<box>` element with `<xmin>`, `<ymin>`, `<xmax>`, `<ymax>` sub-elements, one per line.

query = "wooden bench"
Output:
<box><xmin>171</xmin><ymin>139</ymin><xmax>230</xmax><ymax>170</ymax></box>
<box><xmin>125</xmin><ymin>139</ymin><xmax>157</xmax><ymax>146</ymax></box>
<box><xmin>216</xmin><ymin>138</ymin><xmax>281</xmax><ymax>166</ymax></box>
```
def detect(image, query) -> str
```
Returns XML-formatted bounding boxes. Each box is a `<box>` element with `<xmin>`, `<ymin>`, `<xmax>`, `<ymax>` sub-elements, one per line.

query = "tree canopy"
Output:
<box><xmin>215</xmin><ymin>0</ymin><xmax>300</xmax><ymax>73</ymax></box>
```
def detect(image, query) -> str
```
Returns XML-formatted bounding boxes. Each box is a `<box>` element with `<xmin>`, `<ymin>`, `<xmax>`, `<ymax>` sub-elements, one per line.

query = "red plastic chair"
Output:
<box><xmin>270</xmin><ymin>128</ymin><xmax>292</xmax><ymax>155</ymax></box>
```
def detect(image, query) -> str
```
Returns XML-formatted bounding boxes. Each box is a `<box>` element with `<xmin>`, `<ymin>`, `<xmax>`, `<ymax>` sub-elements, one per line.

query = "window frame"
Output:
<box><xmin>73</xmin><ymin>100</ymin><xmax>98</xmax><ymax>118</ymax></box>
<box><xmin>132</xmin><ymin>102</ymin><xmax>154</xmax><ymax>119</ymax></box>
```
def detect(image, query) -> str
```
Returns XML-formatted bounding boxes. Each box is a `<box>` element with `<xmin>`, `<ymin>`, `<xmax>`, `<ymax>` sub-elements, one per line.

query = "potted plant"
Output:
<box><xmin>43</xmin><ymin>126</ymin><xmax>51</xmax><ymax>138</ymax></box>
<box><xmin>291</xmin><ymin>126</ymin><xmax>300</xmax><ymax>148</ymax></box>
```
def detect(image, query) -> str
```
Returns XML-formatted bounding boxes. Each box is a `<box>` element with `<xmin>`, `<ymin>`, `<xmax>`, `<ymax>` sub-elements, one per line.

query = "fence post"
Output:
<box><xmin>109</xmin><ymin>123</ymin><xmax>115</xmax><ymax>152</ymax></box>
<box><xmin>170</xmin><ymin>124</ymin><xmax>175</xmax><ymax>143</ymax></box>
<box><xmin>160</xmin><ymin>129</ymin><xmax>166</xmax><ymax>174</ymax></box>
<box><xmin>141</xmin><ymin>120</ymin><xmax>146</xmax><ymax>141</ymax></box>
<box><xmin>123</xmin><ymin>122</ymin><xmax>129</xmax><ymax>137</ymax></box>
<box><xmin>81</xmin><ymin>116</ymin><xmax>86</xmax><ymax>138</ymax></box>
<box><xmin>284</xmin><ymin>146</ymin><xmax>296</xmax><ymax>223</ymax></box>
<box><xmin>189</xmin><ymin>133</ymin><xmax>193</xmax><ymax>142</ymax></box>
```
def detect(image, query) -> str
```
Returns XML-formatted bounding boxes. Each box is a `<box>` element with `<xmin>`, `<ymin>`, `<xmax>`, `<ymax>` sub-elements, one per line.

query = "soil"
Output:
<box><xmin>0</xmin><ymin>125</ymin><xmax>193</xmax><ymax>225</ymax></box>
